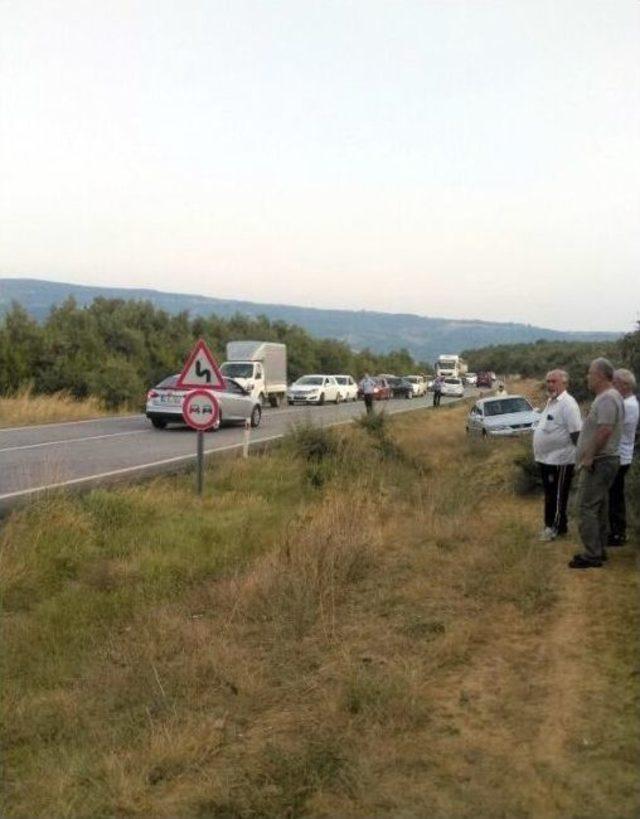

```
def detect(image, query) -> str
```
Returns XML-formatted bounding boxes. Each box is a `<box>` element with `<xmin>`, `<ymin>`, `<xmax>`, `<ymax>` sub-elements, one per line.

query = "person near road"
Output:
<box><xmin>608</xmin><ymin>368</ymin><xmax>639</xmax><ymax>546</ymax></box>
<box><xmin>532</xmin><ymin>369</ymin><xmax>582</xmax><ymax>541</ymax></box>
<box><xmin>359</xmin><ymin>373</ymin><xmax>377</xmax><ymax>415</ymax></box>
<box><xmin>432</xmin><ymin>375</ymin><xmax>444</xmax><ymax>407</ymax></box>
<box><xmin>570</xmin><ymin>358</ymin><xmax>624</xmax><ymax>569</ymax></box>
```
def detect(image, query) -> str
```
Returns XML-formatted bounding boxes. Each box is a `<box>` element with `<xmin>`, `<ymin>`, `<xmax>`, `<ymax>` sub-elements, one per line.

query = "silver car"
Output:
<box><xmin>146</xmin><ymin>375</ymin><xmax>262</xmax><ymax>430</ymax></box>
<box><xmin>466</xmin><ymin>395</ymin><xmax>539</xmax><ymax>437</ymax></box>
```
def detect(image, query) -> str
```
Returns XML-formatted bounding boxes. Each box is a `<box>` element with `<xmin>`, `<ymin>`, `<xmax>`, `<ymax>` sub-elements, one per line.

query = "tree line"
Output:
<box><xmin>462</xmin><ymin>329</ymin><xmax>640</xmax><ymax>402</ymax></box>
<box><xmin>0</xmin><ymin>298</ymin><xmax>428</xmax><ymax>408</ymax></box>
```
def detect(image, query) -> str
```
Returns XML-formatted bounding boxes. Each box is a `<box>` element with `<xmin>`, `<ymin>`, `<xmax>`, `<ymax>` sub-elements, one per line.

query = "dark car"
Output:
<box><xmin>386</xmin><ymin>376</ymin><xmax>414</xmax><ymax>399</ymax></box>
<box><xmin>476</xmin><ymin>371</ymin><xmax>494</xmax><ymax>388</ymax></box>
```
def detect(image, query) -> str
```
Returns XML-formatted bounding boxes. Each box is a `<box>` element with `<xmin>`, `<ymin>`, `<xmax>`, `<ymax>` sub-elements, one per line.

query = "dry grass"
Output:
<box><xmin>2</xmin><ymin>396</ymin><xmax>639</xmax><ymax>818</ymax></box>
<box><xmin>0</xmin><ymin>385</ymin><xmax>117</xmax><ymax>428</ymax></box>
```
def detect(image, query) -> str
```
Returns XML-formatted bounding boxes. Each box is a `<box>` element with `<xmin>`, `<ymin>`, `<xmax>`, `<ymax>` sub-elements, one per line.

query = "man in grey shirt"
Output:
<box><xmin>569</xmin><ymin>358</ymin><xmax>624</xmax><ymax>569</ymax></box>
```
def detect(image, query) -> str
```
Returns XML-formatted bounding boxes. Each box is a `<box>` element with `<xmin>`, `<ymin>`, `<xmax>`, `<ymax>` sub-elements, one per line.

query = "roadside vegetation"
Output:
<box><xmin>462</xmin><ymin>324</ymin><xmax>639</xmax><ymax>401</ymax></box>
<box><xmin>0</xmin><ymin>385</ymin><xmax>121</xmax><ymax>428</ymax></box>
<box><xmin>0</xmin><ymin>299</ymin><xmax>425</xmax><ymax>411</ymax></box>
<box><xmin>2</xmin><ymin>397</ymin><xmax>638</xmax><ymax>817</ymax></box>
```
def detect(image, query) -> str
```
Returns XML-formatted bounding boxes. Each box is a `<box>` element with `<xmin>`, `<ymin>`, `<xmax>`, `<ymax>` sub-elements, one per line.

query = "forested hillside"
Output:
<box><xmin>0</xmin><ymin>279</ymin><xmax>620</xmax><ymax>361</ymax></box>
<box><xmin>462</xmin><ymin>331</ymin><xmax>640</xmax><ymax>401</ymax></box>
<box><xmin>0</xmin><ymin>298</ymin><xmax>421</xmax><ymax>408</ymax></box>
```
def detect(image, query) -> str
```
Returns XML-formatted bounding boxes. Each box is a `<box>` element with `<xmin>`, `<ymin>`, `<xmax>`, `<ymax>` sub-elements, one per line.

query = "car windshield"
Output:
<box><xmin>387</xmin><ymin>377</ymin><xmax>401</xmax><ymax>385</ymax></box>
<box><xmin>444</xmin><ymin>378</ymin><xmax>461</xmax><ymax>385</ymax></box>
<box><xmin>220</xmin><ymin>363</ymin><xmax>254</xmax><ymax>379</ymax></box>
<box><xmin>405</xmin><ymin>376</ymin><xmax>418</xmax><ymax>383</ymax></box>
<box><xmin>297</xmin><ymin>376</ymin><xmax>323</xmax><ymax>385</ymax></box>
<box><xmin>222</xmin><ymin>378</ymin><xmax>245</xmax><ymax>394</ymax></box>
<box><xmin>335</xmin><ymin>377</ymin><xmax>348</xmax><ymax>384</ymax></box>
<box><xmin>484</xmin><ymin>398</ymin><xmax>532</xmax><ymax>416</ymax></box>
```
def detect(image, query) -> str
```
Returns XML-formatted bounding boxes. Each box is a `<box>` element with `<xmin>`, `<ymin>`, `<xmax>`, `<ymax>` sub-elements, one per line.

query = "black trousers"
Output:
<box><xmin>433</xmin><ymin>391</ymin><xmax>442</xmax><ymax>407</ymax></box>
<box><xmin>608</xmin><ymin>463</ymin><xmax>631</xmax><ymax>539</ymax></box>
<box><xmin>538</xmin><ymin>462</ymin><xmax>575</xmax><ymax>535</ymax></box>
<box><xmin>364</xmin><ymin>394</ymin><xmax>373</xmax><ymax>414</ymax></box>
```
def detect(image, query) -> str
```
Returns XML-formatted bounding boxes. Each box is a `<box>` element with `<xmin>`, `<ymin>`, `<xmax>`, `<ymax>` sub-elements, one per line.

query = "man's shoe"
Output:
<box><xmin>538</xmin><ymin>527</ymin><xmax>557</xmax><ymax>542</ymax></box>
<box><xmin>568</xmin><ymin>555</ymin><xmax>603</xmax><ymax>569</ymax></box>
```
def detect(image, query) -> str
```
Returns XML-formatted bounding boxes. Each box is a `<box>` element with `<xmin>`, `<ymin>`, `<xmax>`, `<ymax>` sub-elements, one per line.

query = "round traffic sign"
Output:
<box><xmin>183</xmin><ymin>389</ymin><xmax>220</xmax><ymax>431</ymax></box>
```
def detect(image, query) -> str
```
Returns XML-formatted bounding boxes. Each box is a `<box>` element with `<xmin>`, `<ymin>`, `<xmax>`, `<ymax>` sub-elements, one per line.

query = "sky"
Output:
<box><xmin>1</xmin><ymin>0</ymin><xmax>638</xmax><ymax>332</ymax></box>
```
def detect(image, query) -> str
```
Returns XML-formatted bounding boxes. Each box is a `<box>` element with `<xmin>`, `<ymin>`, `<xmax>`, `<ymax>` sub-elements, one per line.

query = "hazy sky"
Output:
<box><xmin>1</xmin><ymin>1</ymin><xmax>638</xmax><ymax>332</ymax></box>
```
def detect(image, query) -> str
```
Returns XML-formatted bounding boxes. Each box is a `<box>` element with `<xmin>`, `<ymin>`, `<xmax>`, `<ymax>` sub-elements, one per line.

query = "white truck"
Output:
<box><xmin>435</xmin><ymin>354</ymin><xmax>468</xmax><ymax>379</ymax></box>
<box><xmin>220</xmin><ymin>341</ymin><xmax>287</xmax><ymax>408</ymax></box>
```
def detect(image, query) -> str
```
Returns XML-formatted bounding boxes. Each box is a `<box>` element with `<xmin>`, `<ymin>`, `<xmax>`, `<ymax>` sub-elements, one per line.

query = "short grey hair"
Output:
<box><xmin>546</xmin><ymin>369</ymin><xmax>569</xmax><ymax>384</ymax></box>
<box><xmin>614</xmin><ymin>368</ymin><xmax>637</xmax><ymax>391</ymax></box>
<box><xmin>590</xmin><ymin>357</ymin><xmax>614</xmax><ymax>381</ymax></box>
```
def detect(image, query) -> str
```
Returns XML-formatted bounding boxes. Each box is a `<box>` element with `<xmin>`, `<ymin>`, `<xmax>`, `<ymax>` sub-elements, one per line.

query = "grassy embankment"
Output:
<box><xmin>0</xmin><ymin>386</ymin><xmax>118</xmax><ymax>428</ymax></box>
<box><xmin>2</xmin><ymin>393</ymin><xmax>639</xmax><ymax>817</ymax></box>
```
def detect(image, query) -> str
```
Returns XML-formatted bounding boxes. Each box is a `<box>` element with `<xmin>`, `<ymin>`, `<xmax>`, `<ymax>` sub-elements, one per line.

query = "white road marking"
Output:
<box><xmin>0</xmin><ymin>429</ymin><xmax>145</xmax><ymax>454</ymax></box>
<box><xmin>0</xmin><ymin>433</ymin><xmax>283</xmax><ymax>501</ymax></box>
<box><xmin>0</xmin><ymin>414</ymin><xmax>141</xmax><ymax>434</ymax></box>
<box><xmin>0</xmin><ymin>396</ymin><xmax>466</xmax><ymax>506</ymax></box>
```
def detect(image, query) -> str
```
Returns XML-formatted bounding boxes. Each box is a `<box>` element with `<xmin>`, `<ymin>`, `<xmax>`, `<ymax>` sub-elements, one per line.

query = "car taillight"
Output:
<box><xmin>147</xmin><ymin>389</ymin><xmax>159</xmax><ymax>399</ymax></box>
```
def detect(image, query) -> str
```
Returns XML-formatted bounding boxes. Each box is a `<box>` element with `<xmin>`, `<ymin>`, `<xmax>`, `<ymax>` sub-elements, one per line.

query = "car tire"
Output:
<box><xmin>335</xmin><ymin>393</ymin><xmax>341</xmax><ymax>405</ymax></box>
<box><xmin>150</xmin><ymin>418</ymin><xmax>167</xmax><ymax>429</ymax></box>
<box><xmin>319</xmin><ymin>393</ymin><xmax>325</xmax><ymax>406</ymax></box>
<box><xmin>269</xmin><ymin>393</ymin><xmax>281</xmax><ymax>408</ymax></box>
<box><xmin>250</xmin><ymin>405</ymin><xmax>262</xmax><ymax>428</ymax></box>
<box><xmin>482</xmin><ymin>428</ymin><xmax>488</xmax><ymax>438</ymax></box>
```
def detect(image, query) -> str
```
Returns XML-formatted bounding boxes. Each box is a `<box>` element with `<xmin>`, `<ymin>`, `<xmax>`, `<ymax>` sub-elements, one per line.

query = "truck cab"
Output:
<box><xmin>220</xmin><ymin>341</ymin><xmax>287</xmax><ymax>407</ymax></box>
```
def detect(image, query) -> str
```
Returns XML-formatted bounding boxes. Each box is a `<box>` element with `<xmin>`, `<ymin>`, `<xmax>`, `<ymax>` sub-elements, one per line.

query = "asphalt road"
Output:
<box><xmin>0</xmin><ymin>392</ymin><xmax>469</xmax><ymax>512</ymax></box>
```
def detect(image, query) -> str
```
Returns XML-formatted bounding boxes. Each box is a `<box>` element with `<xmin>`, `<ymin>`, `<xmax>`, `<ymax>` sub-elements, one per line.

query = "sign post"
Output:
<box><xmin>182</xmin><ymin>389</ymin><xmax>220</xmax><ymax>495</ymax></box>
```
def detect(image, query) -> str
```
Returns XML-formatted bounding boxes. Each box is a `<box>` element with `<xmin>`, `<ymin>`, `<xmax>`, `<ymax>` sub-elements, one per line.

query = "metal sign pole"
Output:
<box><xmin>197</xmin><ymin>429</ymin><xmax>204</xmax><ymax>495</ymax></box>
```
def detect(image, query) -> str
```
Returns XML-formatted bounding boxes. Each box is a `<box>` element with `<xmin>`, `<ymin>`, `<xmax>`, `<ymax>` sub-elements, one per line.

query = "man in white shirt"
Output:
<box><xmin>359</xmin><ymin>373</ymin><xmax>377</xmax><ymax>415</ymax></box>
<box><xmin>532</xmin><ymin>369</ymin><xmax>582</xmax><ymax>541</ymax></box>
<box><xmin>608</xmin><ymin>368</ymin><xmax>639</xmax><ymax>546</ymax></box>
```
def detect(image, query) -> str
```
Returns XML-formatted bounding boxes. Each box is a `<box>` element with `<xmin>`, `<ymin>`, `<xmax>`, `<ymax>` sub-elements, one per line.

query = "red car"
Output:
<box><xmin>357</xmin><ymin>376</ymin><xmax>392</xmax><ymax>401</ymax></box>
<box><xmin>476</xmin><ymin>371</ymin><xmax>494</xmax><ymax>388</ymax></box>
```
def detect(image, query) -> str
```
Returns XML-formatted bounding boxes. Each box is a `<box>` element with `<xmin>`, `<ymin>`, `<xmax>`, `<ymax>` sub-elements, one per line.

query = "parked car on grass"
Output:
<box><xmin>387</xmin><ymin>376</ymin><xmax>414</xmax><ymax>399</ymax></box>
<box><xmin>476</xmin><ymin>371</ymin><xmax>494</xmax><ymax>388</ymax></box>
<box><xmin>466</xmin><ymin>395</ymin><xmax>539</xmax><ymax>437</ymax></box>
<box><xmin>287</xmin><ymin>375</ymin><xmax>341</xmax><ymax>405</ymax></box>
<box><xmin>332</xmin><ymin>374</ymin><xmax>359</xmax><ymax>402</ymax></box>
<box><xmin>440</xmin><ymin>377</ymin><xmax>465</xmax><ymax>398</ymax></box>
<box><xmin>146</xmin><ymin>376</ymin><xmax>262</xmax><ymax>429</ymax></box>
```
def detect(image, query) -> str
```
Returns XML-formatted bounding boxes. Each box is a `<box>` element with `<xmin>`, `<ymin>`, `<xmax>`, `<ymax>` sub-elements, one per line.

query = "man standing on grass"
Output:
<box><xmin>432</xmin><ymin>375</ymin><xmax>444</xmax><ymax>407</ymax></box>
<box><xmin>570</xmin><ymin>358</ymin><xmax>624</xmax><ymax>569</ymax></box>
<box><xmin>359</xmin><ymin>373</ymin><xmax>376</xmax><ymax>415</ymax></box>
<box><xmin>533</xmin><ymin>369</ymin><xmax>582</xmax><ymax>541</ymax></box>
<box><xmin>608</xmin><ymin>368</ymin><xmax>639</xmax><ymax>547</ymax></box>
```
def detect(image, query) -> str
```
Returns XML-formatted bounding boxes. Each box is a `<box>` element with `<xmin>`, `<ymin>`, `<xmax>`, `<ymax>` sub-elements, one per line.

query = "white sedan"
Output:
<box><xmin>287</xmin><ymin>375</ymin><xmax>341</xmax><ymax>405</ymax></box>
<box><xmin>466</xmin><ymin>395</ymin><xmax>540</xmax><ymax>437</ymax></box>
<box><xmin>440</xmin><ymin>377</ymin><xmax>465</xmax><ymax>398</ymax></box>
<box><xmin>145</xmin><ymin>375</ymin><xmax>262</xmax><ymax>429</ymax></box>
<box><xmin>332</xmin><ymin>374</ymin><xmax>359</xmax><ymax>401</ymax></box>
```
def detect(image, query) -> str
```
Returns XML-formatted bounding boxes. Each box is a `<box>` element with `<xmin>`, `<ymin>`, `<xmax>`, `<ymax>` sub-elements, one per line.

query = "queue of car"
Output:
<box><xmin>145</xmin><ymin>337</ymin><xmax>476</xmax><ymax>431</ymax></box>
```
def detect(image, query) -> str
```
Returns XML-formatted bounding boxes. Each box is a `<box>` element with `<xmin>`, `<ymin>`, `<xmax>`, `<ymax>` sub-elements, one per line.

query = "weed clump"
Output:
<box><xmin>512</xmin><ymin>442</ymin><xmax>542</xmax><ymax>495</ymax></box>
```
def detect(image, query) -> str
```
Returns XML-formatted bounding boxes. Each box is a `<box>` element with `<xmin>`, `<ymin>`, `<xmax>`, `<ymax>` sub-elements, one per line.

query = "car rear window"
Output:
<box><xmin>156</xmin><ymin>375</ymin><xmax>179</xmax><ymax>389</ymax></box>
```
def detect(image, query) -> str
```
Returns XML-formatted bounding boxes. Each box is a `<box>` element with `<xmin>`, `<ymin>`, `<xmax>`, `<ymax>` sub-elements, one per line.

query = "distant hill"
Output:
<box><xmin>0</xmin><ymin>278</ymin><xmax>620</xmax><ymax>363</ymax></box>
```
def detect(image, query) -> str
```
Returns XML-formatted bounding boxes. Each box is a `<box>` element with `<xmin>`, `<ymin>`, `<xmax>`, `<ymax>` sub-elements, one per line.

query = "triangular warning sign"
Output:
<box><xmin>176</xmin><ymin>339</ymin><xmax>225</xmax><ymax>390</ymax></box>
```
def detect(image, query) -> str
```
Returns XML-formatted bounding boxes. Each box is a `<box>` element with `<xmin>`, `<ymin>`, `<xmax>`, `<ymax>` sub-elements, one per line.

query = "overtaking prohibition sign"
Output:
<box><xmin>182</xmin><ymin>389</ymin><xmax>220</xmax><ymax>431</ymax></box>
